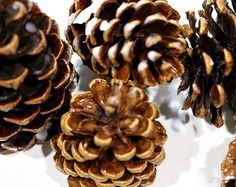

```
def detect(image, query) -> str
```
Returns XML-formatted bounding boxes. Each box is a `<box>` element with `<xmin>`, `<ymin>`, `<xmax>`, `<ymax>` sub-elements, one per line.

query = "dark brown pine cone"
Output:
<box><xmin>221</xmin><ymin>139</ymin><xmax>236</xmax><ymax>187</ymax></box>
<box><xmin>66</xmin><ymin>0</ymin><xmax>186</xmax><ymax>87</ymax></box>
<box><xmin>51</xmin><ymin>78</ymin><xmax>167</xmax><ymax>187</ymax></box>
<box><xmin>0</xmin><ymin>0</ymin><xmax>75</xmax><ymax>152</ymax></box>
<box><xmin>178</xmin><ymin>0</ymin><xmax>236</xmax><ymax>127</ymax></box>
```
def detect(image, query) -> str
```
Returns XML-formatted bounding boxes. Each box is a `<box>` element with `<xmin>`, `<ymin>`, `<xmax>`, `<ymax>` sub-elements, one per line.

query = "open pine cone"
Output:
<box><xmin>0</xmin><ymin>0</ymin><xmax>75</xmax><ymax>152</ymax></box>
<box><xmin>178</xmin><ymin>0</ymin><xmax>236</xmax><ymax>127</ymax></box>
<box><xmin>51</xmin><ymin>78</ymin><xmax>167</xmax><ymax>187</ymax></box>
<box><xmin>221</xmin><ymin>139</ymin><xmax>236</xmax><ymax>187</ymax></box>
<box><xmin>66</xmin><ymin>0</ymin><xmax>186</xmax><ymax>87</ymax></box>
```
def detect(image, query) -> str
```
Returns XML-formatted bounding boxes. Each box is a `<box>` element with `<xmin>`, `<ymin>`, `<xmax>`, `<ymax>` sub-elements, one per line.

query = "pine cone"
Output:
<box><xmin>51</xmin><ymin>78</ymin><xmax>167</xmax><ymax>187</ymax></box>
<box><xmin>226</xmin><ymin>85</ymin><xmax>236</xmax><ymax>124</ymax></box>
<box><xmin>0</xmin><ymin>0</ymin><xmax>75</xmax><ymax>152</ymax></box>
<box><xmin>178</xmin><ymin>0</ymin><xmax>236</xmax><ymax>127</ymax></box>
<box><xmin>221</xmin><ymin>139</ymin><xmax>236</xmax><ymax>187</ymax></box>
<box><xmin>66</xmin><ymin>0</ymin><xmax>186</xmax><ymax>87</ymax></box>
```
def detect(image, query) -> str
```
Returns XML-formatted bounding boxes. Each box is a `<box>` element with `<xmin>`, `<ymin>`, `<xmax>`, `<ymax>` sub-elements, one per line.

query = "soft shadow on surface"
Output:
<box><xmin>223</xmin><ymin>105</ymin><xmax>236</xmax><ymax>134</ymax></box>
<box><xmin>24</xmin><ymin>144</ymin><xmax>49</xmax><ymax>159</ymax></box>
<box><xmin>200</xmin><ymin>138</ymin><xmax>232</xmax><ymax>186</ymax></box>
<box><xmin>149</xmin><ymin>80</ymin><xmax>199</xmax><ymax>186</ymax></box>
<box><xmin>42</xmin><ymin>142</ymin><xmax>53</xmax><ymax>157</ymax></box>
<box><xmin>45</xmin><ymin>153</ymin><xmax>67</xmax><ymax>187</ymax></box>
<box><xmin>149</xmin><ymin>79</ymin><xmax>190</xmax><ymax>132</ymax></box>
<box><xmin>157</xmin><ymin>121</ymin><xmax>199</xmax><ymax>187</ymax></box>
<box><xmin>159</xmin><ymin>101</ymin><xmax>178</xmax><ymax>119</ymax></box>
<box><xmin>72</xmin><ymin>56</ymin><xmax>98</xmax><ymax>92</ymax></box>
<box><xmin>148</xmin><ymin>79</ymin><xmax>185</xmax><ymax>115</ymax></box>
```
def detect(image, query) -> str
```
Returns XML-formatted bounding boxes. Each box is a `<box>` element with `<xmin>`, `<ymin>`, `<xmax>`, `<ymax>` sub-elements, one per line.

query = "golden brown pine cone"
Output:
<box><xmin>221</xmin><ymin>139</ymin><xmax>236</xmax><ymax>187</ymax></box>
<box><xmin>0</xmin><ymin>0</ymin><xmax>75</xmax><ymax>152</ymax></box>
<box><xmin>178</xmin><ymin>0</ymin><xmax>236</xmax><ymax>128</ymax></box>
<box><xmin>51</xmin><ymin>78</ymin><xmax>167</xmax><ymax>187</ymax></box>
<box><xmin>66</xmin><ymin>0</ymin><xmax>186</xmax><ymax>87</ymax></box>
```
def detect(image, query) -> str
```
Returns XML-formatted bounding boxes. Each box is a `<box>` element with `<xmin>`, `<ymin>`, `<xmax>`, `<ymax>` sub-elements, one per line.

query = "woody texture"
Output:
<box><xmin>178</xmin><ymin>0</ymin><xmax>236</xmax><ymax>127</ymax></box>
<box><xmin>51</xmin><ymin>78</ymin><xmax>167</xmax><ymax>187</ymax></box>
<box><xmin>0</xmin><ymin>0</ymin><xmax>75</xmax><ymax>152</ymax></box>
<box><xmin>221</xmin><ymin>139</ymin><xmax>236</xmax><ymax>187</ymax></box>
<box><xmin>66</xmin><ymin>0</ymin><xmax>186</xmax><ymax>87</ymax></box>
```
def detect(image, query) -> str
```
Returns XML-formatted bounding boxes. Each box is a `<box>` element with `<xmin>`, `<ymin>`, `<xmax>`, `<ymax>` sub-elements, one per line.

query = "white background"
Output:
<box><xmin>0</xmin><ymin>0</ymin><xmax>235</xmax><ymax>187</ymax></box>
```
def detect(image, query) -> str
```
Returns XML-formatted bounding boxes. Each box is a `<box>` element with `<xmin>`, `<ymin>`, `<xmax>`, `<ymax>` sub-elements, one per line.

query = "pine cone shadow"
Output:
<box><xmin>148</xmin><ymin>80</ymin><xmax>199</xmax><ymax>186</ymax></box>
<box><xmin>148</xmin><ymin>79</ymin><xmax>190</xmax><ymax>131</ymax></box>
<box><xmin>45</xmin><ymin>152</ymin><xmax>67</xmax><ymax>187</ymax></box>
<box><xmin>159</xmin><ymin>101</ymin><xmax>177</xmax><ymax>119</ymax></box>
<box><xmin>41</xmin><ymin>142</ymin><xmax>53</xmax><ymax>157</ymax></box>
<box><xmin>157</xmin><ymin>120</ymin><xmax>199</xmax><ymax>187</ymax></box>
<box><xmin>223</xmin><ymin>105</ymin><xmax>236</xmax><ymax>134</ymax></box>
<box><xmin>199</xmin><ymin>138</ymin><xmax>232</xmax><ymax>186</ymax></box>
<box><xmin>72</xmin><ymin>55</ymin><xmax>98</xmax><ymax>92</ymax></box>
<box><xmin>147</xmin><ymin>79</ymin><xmax>184</xmax><ymax>113</ymax></box>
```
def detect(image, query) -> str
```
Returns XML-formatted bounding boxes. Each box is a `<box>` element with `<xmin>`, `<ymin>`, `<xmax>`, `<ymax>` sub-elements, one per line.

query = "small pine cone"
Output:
<box><xmin>66</xmin><ymin>0</ymin><xmax>186</xmax><ymax>87</ymax></box>
<box><xmin>221</xmin><ymin>139</ymin><xmax>236</xmax><ymax>187</ymax></box>
<box><xmin>0</xmin><ymin>0</ymin><xmax>75</xmax><ymax>152</ymax></box>
<box><xmin>51</xmin><ymin>78</ymin><xmax>167</xmax><ymax>187</ymax></box>
<box><xmin>178</xmin><ymin>0</ymin><xmax>236</xmax><ymax>127</ymax></box>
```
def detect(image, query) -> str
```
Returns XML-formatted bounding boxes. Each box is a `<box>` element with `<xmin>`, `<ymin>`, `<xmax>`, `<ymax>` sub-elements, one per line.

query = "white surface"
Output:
<box><xmin>0</xmin><ymin>0</ymin><xmax>235</xmax><ymax>187</ymax></box>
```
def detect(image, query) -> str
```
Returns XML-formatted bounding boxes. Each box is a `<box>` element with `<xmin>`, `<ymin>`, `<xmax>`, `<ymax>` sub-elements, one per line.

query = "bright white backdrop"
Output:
<box><xmin>0</xmin><ymin>0</ymin><xmax>235</xmax><ymax>187</ymax></box>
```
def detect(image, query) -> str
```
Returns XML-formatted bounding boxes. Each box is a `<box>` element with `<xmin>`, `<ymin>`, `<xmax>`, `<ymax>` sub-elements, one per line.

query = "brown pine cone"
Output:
<box><xmin>66</xmin><ymin>0</ymin><xmax>186</xmax><ymax>87</ymax></box>
<box><xmin>0</xmin><ymin>0</ymin><xmax>75</xmax><ymax>152</ymax></box>
<box><xmin>226</xmin><ymin>90</ymin><xmax>236</xmax><ymax>127</ymax></box>
<box><xmin>178</xmin><ymin>0</ymin><xmax>236</xmax><ymax>127</ymax></box>
<box><xmin>51</xmin><ymin>78</ymin><xmax>167</xmax><ymax>187</ymax></box>
<box><xmin>221</xmin><ymin>139</ymin><xmax>236</xmax><ymax>187</ymax></box>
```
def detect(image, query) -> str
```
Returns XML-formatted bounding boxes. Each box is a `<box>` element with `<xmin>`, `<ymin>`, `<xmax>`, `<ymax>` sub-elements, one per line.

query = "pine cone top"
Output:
<box><xmin>178</xmin><ymin>0</ymin><xmax>236</xmax><ymax>127</ymax></box>
<box><xmin>0</xmin><ymin>0</ymin><xmax>75</xmax><ymax>152</ymax></box>
<box><xmin>51</xmin><ymin>78</ymin><xmax>167</xmax><ymax>187</ymax></box>
<box><xmin>67</xmin><ymin>0</ymin><xmax>186</xmax><ymax>87</ymax></box>
<box><xmin>221</xmin><ymin>139</ymin><xmax>236</xmax><ymax>187</ymax></box>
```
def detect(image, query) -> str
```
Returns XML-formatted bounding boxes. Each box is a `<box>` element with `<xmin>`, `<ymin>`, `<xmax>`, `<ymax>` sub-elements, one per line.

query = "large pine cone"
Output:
<box><xmin>51</xmin><ymin>78</ymin><xmax>167</xmax><ymax>187</ymax></box>
<box><xmin>66</xmin><ymin>0</ymin><xmax>186</xmax><ymax>87</ymax></box>
<box><xmin>221</xmin><ymin>139</ymin><xmax>236</xmax><ymax>187</ymax></box>
<box><xmin>0</xmin><ymin>0</ymin><xmax>75</xmax><ymax>152</ymax></box>
<box><xmin>178</xmin><ymin>0</ymin><xmax>236</xmax><ymax>127</ymax></box>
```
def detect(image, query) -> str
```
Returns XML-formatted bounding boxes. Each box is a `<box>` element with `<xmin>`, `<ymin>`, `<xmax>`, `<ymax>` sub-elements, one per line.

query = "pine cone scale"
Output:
<box><xmin>0</xmin><ymin>122</ymin><xmax>20</xmax><ymax>141</ymax></box>
<box><xmin>4</xmin><ymin>105</ymin><xmax>40</xmax><ymax>125</ymax></box>
<box><xmin>0</xmin><ymin>64</ymin><xmax>28</xmax><ymax>89</ymax></box>
<box><xmin>21</xmin><ymin>114</ymin><xmax>52</xmax><ymax>133</ymax></box>
<box><xmin>1</xmin><ymin>131</ymin><xmax>36</xmax><ymax>152</ymax></box>
<box><xmin>52</xmin><ymin>60</ymin><xmax>71</xmax><ymax>89</ymax></box>
<box><xmin>47</xmin><ymin>33</ymin><xmax>64</xmax><ymax>59</ymax></box>
<box><xmin>23</xmin><ymin>80</ymin><xmax>52</xmax><ymax>105</ymax></box>
<box><xmin>112</xmin><ymin>173</ymin><xmax>134</xmax><ymax>186</ymax></box>
<box><xmin>0</xmin><ymin>92</ymin><xmax>21</xmax><ymax>112</ymax></box>
<box><xmin>0</xmin><ymin>34</ymin><xmax>19</xmax><ymax>55</ymax></box>
<box><xmin>88</xmin><ymin>163</ymin><xmax>108</xmax><ymax>182</ymax></box>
